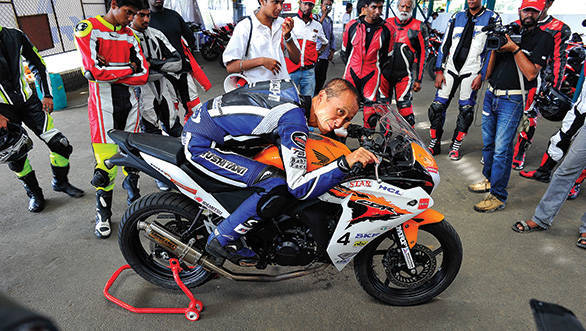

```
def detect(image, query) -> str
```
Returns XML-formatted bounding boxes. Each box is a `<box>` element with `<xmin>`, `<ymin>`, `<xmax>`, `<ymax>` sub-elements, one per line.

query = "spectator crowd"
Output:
<box><xmin>0</xmin><ymin>0</ymin><xmax>584</xmax><ymax>248</ymax></box>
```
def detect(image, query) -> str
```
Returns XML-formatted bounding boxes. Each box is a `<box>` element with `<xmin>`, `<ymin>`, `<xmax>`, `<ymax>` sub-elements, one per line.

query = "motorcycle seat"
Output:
<box><xmin>121</xmin><ymin>131</ymin><xmax>262</xmax><ymax>195</ymax></box>
<box><xmin>127</xmin><ymin>133</ymin><xmax>185</xmax><ymax>165</ymax></box>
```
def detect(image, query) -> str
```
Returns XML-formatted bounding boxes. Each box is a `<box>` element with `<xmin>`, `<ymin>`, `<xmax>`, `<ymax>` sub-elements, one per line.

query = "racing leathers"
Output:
<box><xmin>427</xmin><ymin>7</ymin><xmax>500</xmax><ymax>157</ymax></box>
<box><xmin>132</xmin><ymin>26</ymin><xmax>183</xmax><ymax>137</ymax></box>
<box><xmin>520</xmin><ymin>62</ymin><xmax>585</xmax><ymax>183</ymax></box>
<box><xmin>342</xmin><ymin>16</ymin><xmax>396</xmax><ymax>128</ymax></box>
<box><xmin>74</xmin><ymin>15</ymin><xmax>149</xmax><ymax>238</ymax></box>
<box><xmin>0</xmin><ymin>25</ymin><xmax>84</xmax><ymax>212</ymax></box>
<box><xmin>384</xmin><ymin>17</ymin><xmax>427</xmax><ymax>126</ymax></box>
<box><xmin>512</xmin><ymin>15</ymin><xmax>572</xmax><ymax>171</ymax></box>
<box><xmin>182</xmin><ymin>80</ymin><xmax>351</xmax><ymax>265</ymax></box>
<box><xmin>149</xmin><ymin>8</ymin><xmax>211</xmax><ymax>121</ymax></box>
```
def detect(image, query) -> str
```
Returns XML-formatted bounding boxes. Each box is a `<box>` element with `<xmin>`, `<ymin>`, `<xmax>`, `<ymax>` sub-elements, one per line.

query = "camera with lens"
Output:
<box><xmin>482</xmin><ymin>23</ymin><xmax>522</xmax><ymax>51</ymax></box>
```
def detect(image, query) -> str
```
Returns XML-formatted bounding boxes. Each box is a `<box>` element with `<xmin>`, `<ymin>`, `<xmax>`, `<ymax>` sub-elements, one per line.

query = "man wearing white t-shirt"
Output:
<box><xmin>342</xmin><ymin>3</ymin><xmax>353</xmax><ymax>30</ymax></box>
<box><xmin>223</xmin><ymin>0</ymin><xmax>300</xmax><ymax>83</ymax></box>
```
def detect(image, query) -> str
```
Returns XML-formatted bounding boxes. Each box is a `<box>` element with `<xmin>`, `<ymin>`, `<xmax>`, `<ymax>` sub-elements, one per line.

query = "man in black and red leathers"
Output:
<box><xmin>341</xmin><ymin>0</ymin><xmax>396</xmax><ymax>129</ymax></box>
<box><xmin>513</xmin><ymin>0</ymin><xmax>572</xmax><ymax>177</ymax></box>
<box><xmin>384</xmin><ymin>0</ymin><xmax>427</xmax><ymax>126</ymax></box>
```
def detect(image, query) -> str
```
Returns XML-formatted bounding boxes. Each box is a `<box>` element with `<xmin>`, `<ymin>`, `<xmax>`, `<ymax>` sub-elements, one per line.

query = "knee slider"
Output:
<box><xmin>396</xmin><ymin>100</ymin><xmax>412</xmax><ymax>110</ymax></box>
<box><xmin>8</xmin><ymin>156</ymin><xmax>28</xmax><ymax>173</ymax></box>
<box><xmin>428</xmin><ymin>101</ymin><xmax>447</xmax><ymax>121</ymax></box>
<box><xmin>402</xmin><ymin>114</ymin><xmax>415</xmax><ymax>126</ymax></box>
<box><xmin>47</xmin><ymin>133</ymin><xmax>72</xmax><ymax>159</ymax></box>
<box><xmin>458</xmin><ymin>105</ymin><xmax>475</xmax><ymax>127</ymax></box>
<box><xmin>91</xmin><ymin>168</ymin><xmax>111</xmax><ymax>188</ymax></box>
<box><xmin>257</xmin><ymin>185</ymin><xmax>291</xmax><ymax>219</ymax></box>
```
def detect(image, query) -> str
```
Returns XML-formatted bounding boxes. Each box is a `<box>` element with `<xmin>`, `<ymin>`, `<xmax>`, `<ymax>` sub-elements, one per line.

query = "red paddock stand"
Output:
<box><xmin>103</xmin><ymin>258</ymin><xmax>204</xmax><ymax>321</ymax></box>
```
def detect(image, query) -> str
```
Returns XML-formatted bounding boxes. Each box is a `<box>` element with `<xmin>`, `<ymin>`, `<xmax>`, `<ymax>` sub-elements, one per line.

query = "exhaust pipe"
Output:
<box><xmin>139</xmin><ymin>221</ymin><xmax>329</xmax><ymax>282</ymax></box>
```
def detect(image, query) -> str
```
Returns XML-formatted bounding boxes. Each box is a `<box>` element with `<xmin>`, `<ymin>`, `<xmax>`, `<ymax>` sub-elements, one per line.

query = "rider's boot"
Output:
<box><xmin>568</xmin><ymin>169</ymin><xmax>586</xmax><ymax>200</ymax></box>
<box><xmin>448</xmin><ymin>131</ymin><xmax>466</xmax><ymax>161</ymax></box>
<box><xmin>95</xmin><ymin>189</ymin><xmax>113</xmax><ymax>239</ymax></box>
<box><xmin>122</xmin><ymin>168</ymin><xmax>140</xmax><ymax>206</ymax></box>
<box><xmin>520</xmin><ymin>153</ymin><xmax>557</xmax><ymax>183</ymax></box>
<box><xmin>51</xmin><ymin>165</ymin><xmax>84</xmax><ymax>198</ymax></box>
<box><xmin>18</xmin><ymin>171</ymin><xmax>45</xmax><ymax>213</ymax></box>
<box><xmin>428</xmin><ymin>129</ymin><xmax>442</xmax><ymax>156</ymax></box>
<box><xmin>205</xmin><ymin>219</ymin><xmax>260</xmax><ymax>267</ymax></box>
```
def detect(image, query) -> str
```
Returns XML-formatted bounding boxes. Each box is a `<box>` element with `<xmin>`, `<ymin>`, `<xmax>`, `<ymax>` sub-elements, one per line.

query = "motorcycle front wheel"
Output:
<box><xmin>118</xmin><ymin>192</ymin><xmax>214</xmax><ymax>290</ymax></box>
<box><xmin>354</xmin><ymin>220</ymin><xmax>462</xmax><ymax>306</ymax></box>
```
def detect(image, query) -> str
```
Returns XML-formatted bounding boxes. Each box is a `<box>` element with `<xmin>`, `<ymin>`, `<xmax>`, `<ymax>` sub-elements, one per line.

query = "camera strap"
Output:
<box><xmin>515</xmin><ymin>62</ymin><xmax>527</xmax><ymax>109</ymax></box>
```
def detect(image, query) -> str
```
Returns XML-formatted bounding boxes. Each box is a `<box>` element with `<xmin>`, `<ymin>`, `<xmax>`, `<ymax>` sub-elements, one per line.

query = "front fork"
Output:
<box><xmin>394</xmin><ymin>209</ymin><xmax>445</xmax><ymax>272</ymax></box>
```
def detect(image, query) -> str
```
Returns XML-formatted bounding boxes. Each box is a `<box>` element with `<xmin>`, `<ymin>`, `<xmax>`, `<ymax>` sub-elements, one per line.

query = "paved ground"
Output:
<box><xmin>1</xmin><ymin>54</ymin><xmax>584</xmax><ymax>331</ymax></box>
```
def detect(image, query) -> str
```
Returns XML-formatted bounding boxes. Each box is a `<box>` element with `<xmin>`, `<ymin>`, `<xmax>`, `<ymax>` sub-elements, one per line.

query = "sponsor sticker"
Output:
<box><xmin>291</xmin><ymin>131</ymin><xmax>307</xmax><ymax>149</ymax></box>
<box><xmin>418</xmin><ymin>198</ymin><xmax>430</xmax><ymax>209</ymax></box>
<box><xmin>349</xmin><ymin>180</ymin><xmax>371</xmax><ymax>188</ymax></box>
<box><xmin>200</xmin><ymin>151</ymin><xmax>248</xmax><ymax>176</ymax></box>
<box><xmin>355</xmin><ymin>233</ymin><xmax>380</xmax><ymax>239</ymax></box>
<box><xmin>378</xmin><ymin>184</ymin><xmax>401</xmax><ymax>195</ymax></box>
<box><xmin>353</xmin><ymin>240</ymin><xmax>368</xmax><ymax>247</ymax></box>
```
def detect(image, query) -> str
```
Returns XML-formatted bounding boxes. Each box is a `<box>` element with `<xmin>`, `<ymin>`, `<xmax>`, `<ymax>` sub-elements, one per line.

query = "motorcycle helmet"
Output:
<box><xmin>223</xmin><ymin>73</ymin><xmax>250</xmax><ymax>93</ymax></box>
<box><xmin>0</xmin><ymin>123</ymin><xmax>33</xmax><ymax>163</ymax></box>
<box><xmin>535</xmin><ymin>86</ymin><xmax>574</xmax><ymax>122</ymax></box>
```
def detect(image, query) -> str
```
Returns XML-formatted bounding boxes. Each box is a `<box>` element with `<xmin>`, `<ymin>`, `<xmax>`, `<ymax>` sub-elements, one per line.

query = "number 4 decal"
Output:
<box><xmin>337</xmin><ymin>232</ymin><xmax>350</xmax><ymax>245</ymax></box>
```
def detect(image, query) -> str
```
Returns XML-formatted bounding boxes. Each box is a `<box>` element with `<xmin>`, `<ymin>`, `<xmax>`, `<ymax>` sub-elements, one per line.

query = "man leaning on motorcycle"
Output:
<box><xmin>182</xmin><ymin>78</ymin><xmax>378</xmax><ymax>266</ymax></box>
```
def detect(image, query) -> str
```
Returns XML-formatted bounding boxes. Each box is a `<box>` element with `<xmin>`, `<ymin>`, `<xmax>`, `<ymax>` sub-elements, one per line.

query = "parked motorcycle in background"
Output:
<box><xmin>106</xmin><ymin>104</ymin><xmax>463</xmax><ymax>306</ymax></box>
<box><xmin>425</xmin><ymin>31</ymin><xmax>443</xmax><ymax>80</ymax></box>
<box><xmin>200</xmin><ymin>23</ymin><xmax>235</xmax><ymax>67</ymax></box>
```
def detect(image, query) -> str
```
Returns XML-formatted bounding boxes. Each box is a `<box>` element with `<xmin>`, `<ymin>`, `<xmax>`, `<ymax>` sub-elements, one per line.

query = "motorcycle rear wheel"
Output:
<box><xmin>201</xmin><ymin>41</ymin><xmax>220</xmax><ymax>61</ymax></box>
<box><xmin>354</xmin><ymin>220</ymin><xmax>462</xmax><ymax>306</ymax></box>
<box><xmin>426</xmin><ymin>55</ymin><xmax>437</xmax><ymax>81</ymax></box>
<box><xmin>118</xmin><ymin>192</ymin><xmax>214</xmax><ymax>290</ymax></box>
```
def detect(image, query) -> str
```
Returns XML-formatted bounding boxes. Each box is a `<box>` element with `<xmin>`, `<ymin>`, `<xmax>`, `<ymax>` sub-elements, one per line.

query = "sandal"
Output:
<box><xmin>577</xmin><ymin>234</ymin><xmax>586</xmax><ymax>249</ymax></box>
<box><xmin>512</xmin><ymin>220</ymin><xmax>546</xmax><ymax>233</ymax></box>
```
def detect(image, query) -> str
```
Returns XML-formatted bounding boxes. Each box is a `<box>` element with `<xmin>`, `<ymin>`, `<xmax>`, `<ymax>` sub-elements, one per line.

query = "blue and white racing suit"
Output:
<box><xmin>182</xmin><ymin>80</ymin><xmax>349</xmax><ymax>242</ymax></box>
<box><xmin>428</xmin><ymin>7</ymin><xmax>500</xmax><ymax>142</ymax></box>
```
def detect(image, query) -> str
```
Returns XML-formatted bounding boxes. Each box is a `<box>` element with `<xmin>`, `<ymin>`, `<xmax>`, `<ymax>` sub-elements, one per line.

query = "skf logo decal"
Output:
<box><xmin>291</xmin><ymin>131</ymin><xmax>307</xmax><ymax>149</ymax></box>
<box><xmin>418</xmin><ymin>198</ymin><xmax>430</xmax><ymax>209</ymax></box>
<box><xmin>349</xmin><ymin>180</ymin><xmax>371</xmax><ymax>188</ymax></box>
<box><xmin>74</xmin><ymin>20</ymin><xmax>92</xmax><ymax>38</ymax></box>
<box><xmin>356</xmin><ymin>233</ymin><xmax>380</xmax><ymax>239</ymax></box>
<box><xmin>353</xmin><ymin>240</ymin><xmax>368</xmax><ymax>247</ymax></box>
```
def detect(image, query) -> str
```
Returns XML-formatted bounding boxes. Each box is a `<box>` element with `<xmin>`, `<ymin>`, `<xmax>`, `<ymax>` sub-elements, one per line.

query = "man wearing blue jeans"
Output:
<box><xmin>468</xmin><ymin>0</ymin><xmax>553</xmax><ymax>212</ymax></box>
<box><xmin>287</xmin><ymin>0</ymin><xmax>328</xmax><ymax>97</ymax></box>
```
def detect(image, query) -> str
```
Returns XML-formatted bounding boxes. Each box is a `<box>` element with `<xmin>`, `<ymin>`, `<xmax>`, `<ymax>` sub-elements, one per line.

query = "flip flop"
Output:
<box><xmin>512</xmin><ymin>220</ymin><xmax>546</xmax><ymax>233</ymax></box>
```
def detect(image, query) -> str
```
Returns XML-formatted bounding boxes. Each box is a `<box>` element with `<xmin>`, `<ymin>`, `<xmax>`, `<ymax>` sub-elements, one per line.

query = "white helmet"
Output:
<box><xmin>223</xmin><ymin>73</ymin><xmax>250</xmax><ymax>93</ymax></box>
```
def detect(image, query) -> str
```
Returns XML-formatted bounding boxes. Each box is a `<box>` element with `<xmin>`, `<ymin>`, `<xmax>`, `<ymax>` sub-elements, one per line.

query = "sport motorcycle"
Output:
<box><xmin>106</xmin><ymin>105</ymin><xmax>463</xmax><ymax>306</ymax></box>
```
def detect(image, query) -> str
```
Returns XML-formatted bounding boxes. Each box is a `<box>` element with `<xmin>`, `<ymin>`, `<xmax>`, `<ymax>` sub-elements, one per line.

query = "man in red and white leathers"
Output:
<box><xmin>74</xmin><ymin>0</ymin><xmax>149</xmax><ymax>239</ymax></box>
<box><xmin>384</xmin><ymin>0</ymin><xmax>427</xmax><ymax>126</ymax></box>
<box><xmin>286</xmin><ymin>0</ymin><xmax>328</xmax><ymax>97</ymax></box>
<box><xmin>341</xmin><ymin>0</ymin><xmax>396</xmax><ymax>128</ymax></box>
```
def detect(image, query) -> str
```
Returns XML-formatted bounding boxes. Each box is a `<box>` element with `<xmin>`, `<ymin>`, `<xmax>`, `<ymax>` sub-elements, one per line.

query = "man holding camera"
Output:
<box><xmin>468</xmin><ymin>0</ymin><xmax>553</xmax><ymax>213</ymax></box>
<box><xmin>512</xmin><ymin>0</ymin><xmax>571</xmax><ymax>173</ymax></box>
<box><xmin>427</xmin><ymin>0</ymin><xmax>500</xmax><ymax>160</ymax></box>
